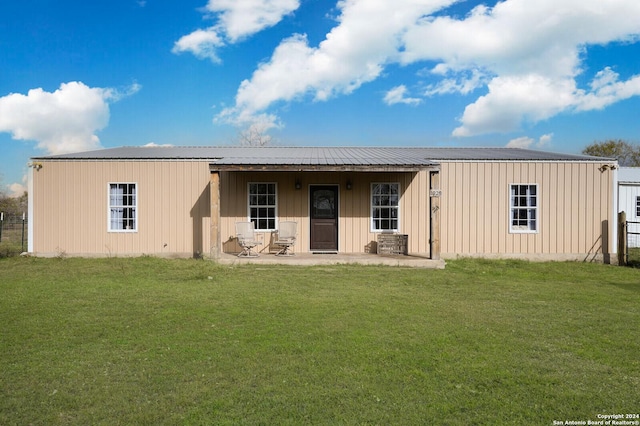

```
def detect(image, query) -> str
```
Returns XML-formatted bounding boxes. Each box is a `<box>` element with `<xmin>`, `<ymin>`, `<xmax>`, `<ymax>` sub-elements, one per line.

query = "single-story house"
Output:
<box><xmin>28</xmin><ymin>146</ymin><xmax>618</xmax><ymax>262</ymax></box>
<box><xmin>618</xmin><ymin>167</ymin><xmax>640</xmax><ymax>248</ymax></box>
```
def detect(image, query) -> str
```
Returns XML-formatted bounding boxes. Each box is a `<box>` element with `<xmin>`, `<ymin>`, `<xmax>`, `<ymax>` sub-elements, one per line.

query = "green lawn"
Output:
<box><xmin>1</xmin><ymin>257</ymin><xmax>639</xmax><ymax>425</ymax></box>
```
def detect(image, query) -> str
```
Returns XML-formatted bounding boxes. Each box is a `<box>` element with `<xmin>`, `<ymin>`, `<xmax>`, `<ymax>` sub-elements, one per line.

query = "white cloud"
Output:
<box><xmin>0</xmin><ymin>81</ymin><xmax>139</xmax><ymax>155</ymax></box>
<box><xmin>453</xmin><ymin>67</ymin><xmax>640</xmax><ymax>136</ymax></box>
<box><xmin>403</xmin><ymin>0</ymin><xmax>640</xmax><ymax>136</ymax></box>
<box><xmin>575</xmin><ymin>67</ymin><xmax>640</xmax><ymax>111</ymax></box>
<box><xmin>538</xmin><ymin>133</ymin><xmax>553</xmax><ymax>146</ymax></box>
<box><xmin>218</xmin><ymin>0</ymin><xmax>455</xmax><ymax>127</ymax></box>
<box><xmin>8</xmin><ymin>181</ymin><xmax>27</xmax><ymax>198</ymax></box>
<box><xmin>403</xmin><ymin>0</ymin><xmax>640</xmax><ymax>77</ymax></box>
<box><xmin>217</xmin><ymin>0</ymin><xmax>640</xmax><ymax>135</ymax></box>
<box><xmin>215</xmin><ymin>107</ymin><xmax>281</xmax><ymax>134</ymax></box>
<box><xmin>506</xmin><ymin>133</ymin><xmax>553</xmax><ymax>149</ymax></box>
<box><xmin>174</xmin><ymin>0</ymin><xmax>299</xmax><ymax>62</ymax></box>
<box><xmin>172</xmin><ymin>28</ymin><xmax>224</xmax><ymax>62</ymax></box>
<box><xmin>425</xmin><ymin>69</ymin><xmax>487</xmax><ymax>96</ymax></box>
<box><xmin>2</xmin><ymin>173</ymin><xmax>27</xmax><ymax>198</ymax></box>
<box><xmin>143</xmin><ymin>142</ymin><xmax>174</xmax><ymax>147</ymax></box>
<box><xmin>209</xmin><ymin>0</ymin><xmax>300</xmax><ymax>42</ymax></box>
<box><xmin>384</xmin><ymin>85</ymin><xmax>421</xmax><ymax>106</ymax></box>
<box><xmin>452</xmin><ymin>74</ymin><xmax>576</xmax><ymax>137</ymax></box>
<box><xmin>506</xmin><ymin>136</ymin><xmax>535</xmax><ymax>149</ymax></box>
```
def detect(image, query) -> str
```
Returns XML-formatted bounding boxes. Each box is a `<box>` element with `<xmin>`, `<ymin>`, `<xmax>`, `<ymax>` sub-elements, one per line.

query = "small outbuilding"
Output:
<box><xmin>618</xmin><ymin>167</ymin><xmax>640</xmax><ymax>248</ymax></box>
<box><xmin>28</xmin><ymin>146</ymin><xmax>618</xmax><ymax>262</ymax></box>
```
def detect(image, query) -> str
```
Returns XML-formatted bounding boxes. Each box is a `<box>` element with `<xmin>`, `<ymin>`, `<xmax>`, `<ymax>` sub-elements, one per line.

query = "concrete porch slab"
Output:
<box><xmin>217</xmin><ymin>252</ymin><xmax>446</xmax><ymax>268</ymax></box>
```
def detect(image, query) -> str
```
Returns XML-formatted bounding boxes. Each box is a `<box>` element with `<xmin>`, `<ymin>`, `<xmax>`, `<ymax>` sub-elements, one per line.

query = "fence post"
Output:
<box><xmin>0</xmin><ymin>211</ymin><xmax>3</xmax><ymax>243</ymax></box>
<box><xmin>618</xmin><ymin>211</ymin><xmax>627</xmax><ymax>266</ymax></box>
<box><xmin>21</xmin><ymin>212</ymin><xmax>26</xmax><ymax>253</ymax></box>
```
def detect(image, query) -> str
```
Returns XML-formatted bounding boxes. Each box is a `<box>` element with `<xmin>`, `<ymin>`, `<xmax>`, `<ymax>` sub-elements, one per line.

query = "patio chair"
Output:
<box><xmin>274</xmin><ymin>221</ymin><xmax>297</xmax><ymax>256</ymax></box>
<box><xmin>236</xmin><ymin>221</ymin><xmax>262</xmax><ymax>257</ymax></box>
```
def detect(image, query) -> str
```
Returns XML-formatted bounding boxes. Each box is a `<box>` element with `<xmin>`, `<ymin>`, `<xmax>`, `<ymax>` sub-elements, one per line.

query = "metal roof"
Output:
<box><xmin>618</xmin><ymin>167</ymin><xmax>640</xmax><ymax>183</ymax></box>
<box><xmin>33</xmin><ymin>146</ymin><xmax>613</xmax><ymax>168</ymax></box>
<box><xmin>412</xmin><ymin>147</ymin><xmax>613</xmax><ymax>161</ymax></box>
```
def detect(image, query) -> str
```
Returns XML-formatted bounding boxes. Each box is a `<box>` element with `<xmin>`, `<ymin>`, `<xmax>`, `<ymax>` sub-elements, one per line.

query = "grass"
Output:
<box><xmin>0</xmin><ymin>228</ymin><xmax>25</xmax><ymax>257</ymax></box>
<box><xmin>1</xmin><ymin>257</ymin><xmax>639</xmax><ymax>425</ymax></box>
<box><xmin>628</xmin><ymin>247</ymin><xmax>640</xmax><ymax>267</ymax></box>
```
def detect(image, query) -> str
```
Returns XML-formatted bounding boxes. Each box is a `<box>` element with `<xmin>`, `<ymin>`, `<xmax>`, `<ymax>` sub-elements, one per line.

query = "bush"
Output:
<box><xmin>0</xmin><ymin>241</ymin><xmax>22</xmax><ymax>258</ymax></box>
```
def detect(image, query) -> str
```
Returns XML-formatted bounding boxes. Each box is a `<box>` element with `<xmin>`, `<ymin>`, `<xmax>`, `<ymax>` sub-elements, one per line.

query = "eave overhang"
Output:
<box><xmin>209</xmin><ymin>163</ymin><xmax>439</xmax><ymax>173</ymax></box>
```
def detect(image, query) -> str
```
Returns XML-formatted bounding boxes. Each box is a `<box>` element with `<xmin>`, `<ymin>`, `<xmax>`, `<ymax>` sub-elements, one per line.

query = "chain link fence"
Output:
<box><xmin>0</xmin><ymin>212</ymin><xmax>28</xmax><ymax>257</ymax></box>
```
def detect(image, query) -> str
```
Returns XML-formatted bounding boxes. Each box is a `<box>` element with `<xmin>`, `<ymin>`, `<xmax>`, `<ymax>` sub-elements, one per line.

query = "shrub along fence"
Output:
<box><xmin>0</xmin><ymin>212</ymin><xmax>28</xmax><ymax>256</ymax></box>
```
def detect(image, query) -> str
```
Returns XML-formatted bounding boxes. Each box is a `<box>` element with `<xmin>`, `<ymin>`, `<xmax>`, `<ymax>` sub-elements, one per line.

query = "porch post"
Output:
<box><xmin>429</xmin><ymin>170</ymin><xmax>441</xmax><ymax>260</ymax></box>
<box><xmin>210</xmin><ymin>170</ymin><xmax>221</xmax><ymax>259</ymax></box>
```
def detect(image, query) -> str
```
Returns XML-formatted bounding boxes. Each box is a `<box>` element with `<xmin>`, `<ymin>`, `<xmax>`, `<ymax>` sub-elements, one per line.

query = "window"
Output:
<box><xmin>510</xmin><ymin>184</ymin><xmax>537</xmax><ymax>233</ymax></box>
<box><xmin>636</xmin><ymin>196</ymin><xmax>640</xmax><ymax>217</ymax></box>
<box><xmin>109</xmin><ymin>183</ymin><xmax>137</xmax><ymax>232</ymax></box>
<box><xmin>248</xmin><ymin>183</ymin><xmax>277</xmax><ymax>230</ymax></box>
<box><xmin>371</xmin><ymin>183</ymin><xmax>400</xmax><ymax>231</ymax></box>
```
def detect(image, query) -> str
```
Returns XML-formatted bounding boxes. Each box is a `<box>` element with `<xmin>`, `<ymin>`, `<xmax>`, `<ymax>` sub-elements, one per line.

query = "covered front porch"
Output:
<box><xmin>208</xmin><ymin>165</ymin><xmax>442</xmax><ymax>260</ymax></box>
<box><xmin>216</xmin><ymin>251</ymin><xmax>445</xmax><ymax>268</ymax></box>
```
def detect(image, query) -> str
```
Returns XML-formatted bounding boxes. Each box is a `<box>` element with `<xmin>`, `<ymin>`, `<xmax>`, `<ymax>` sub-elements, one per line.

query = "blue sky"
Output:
<box><xmin>1</xmin><ymin>0</ymin><xmax>640</xmax><ymax>195</ymax></box>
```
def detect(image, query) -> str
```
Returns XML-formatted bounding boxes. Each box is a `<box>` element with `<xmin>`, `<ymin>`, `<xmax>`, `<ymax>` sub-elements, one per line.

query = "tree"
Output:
<box><xmin>0</xmin><ymin>175</ymin><xmax>27</xmax><ymax>216</ymax></box>
<box><xmin>0</xmin><ymin>192</ymin><xmax>27</xmax><ymax>216</ymax></box>
<box><xmin>237</xmin><ymin>122</ymin><xmax>274</xmax><ymax>147</ymax></box>
<box><xmin>582</xmin><ymin>139</ymin><xmax>640</xmax><ymax>166</ymax></box>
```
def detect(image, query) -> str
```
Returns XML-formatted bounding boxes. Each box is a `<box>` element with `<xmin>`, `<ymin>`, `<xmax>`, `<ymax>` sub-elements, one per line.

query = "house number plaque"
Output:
<box><xmin>430</xmin><ymin>189</ymin><xmax>442</xmax><ymax>197</ymax></box>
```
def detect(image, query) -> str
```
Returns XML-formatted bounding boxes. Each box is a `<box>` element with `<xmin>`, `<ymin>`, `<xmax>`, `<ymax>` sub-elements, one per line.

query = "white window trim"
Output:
<box><xmin>370</xmin><ymin>182</ymin><xmax>401</xmax><ymax>233</ymax></box>
<box><xmin>509</xmin><ymin>183</ymin><xmax>538</xmax><ymax>234</ymax></box>
<box><xmin>108</xmin><ymin>182</ymin><xmax>138</xmax><ymax>233</ymax></box>
<box><xmin>247</xmin><ymin>182</ymin><xmax>278</xmax><ymax>232</ymax></box>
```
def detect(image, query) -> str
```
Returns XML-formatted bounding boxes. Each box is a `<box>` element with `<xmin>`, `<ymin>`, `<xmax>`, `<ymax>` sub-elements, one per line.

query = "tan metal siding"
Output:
<box><xmin>34</xmin><ymin>158</ymin><xmax>612</xmax><ymax>260</ymax></box>
<box><xmin>439</xmin><ymin>161</ymin><xmax>614</xmax><ymax>259</ymax></box>
<box><xmin>32</xmin><ymin>161</ymin><xmax>211</xmax><ymax>257</ymax></box>
<box><xmin>218</xmin><ymin>171</ymin><xmax>431</xmax><ymax>255</ymax></box>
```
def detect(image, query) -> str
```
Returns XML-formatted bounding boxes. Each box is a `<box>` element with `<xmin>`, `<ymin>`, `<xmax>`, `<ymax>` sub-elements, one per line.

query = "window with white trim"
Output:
<box><xmin>510</xmin><ymin>184</ymin><xmax>537</xmax><ymax>233</ymax></box>
<box><xmin>109</xmin><ymin>183</ymin><xmax>137</xmax><ymax>232</ymax></box>
<box><xmin>248</xmin><ymin>183</ymin><xmax>277</xmax><ymax>231</ymax></box>
<box><xmin>371</xmin><ymin>183</ymin><xmax>400</xmax><ymax>231</ymax></box>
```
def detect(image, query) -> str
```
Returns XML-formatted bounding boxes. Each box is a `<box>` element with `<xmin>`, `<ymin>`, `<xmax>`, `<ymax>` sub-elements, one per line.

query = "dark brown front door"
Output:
<box><xmin>310</xmin><ymin>185</ymin><xmax>338</xmax><ymax>251</ymax></box>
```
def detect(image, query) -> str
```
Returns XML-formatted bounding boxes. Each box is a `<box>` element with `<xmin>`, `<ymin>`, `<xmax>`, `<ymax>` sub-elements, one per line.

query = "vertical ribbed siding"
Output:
<box><xmin>219</xmin><ymin>171</ymin><xmax>432</xmax><ymax>255</ymax></box>
<box><xmin>33</xmin><ymin>161</ymin><xmax>211</xmax><ymax>256</ymax></box>
<box><xmin>33</xmin><ymin>159</ymin><xmax>612</xmax><ymax>259</ymax></box>
<box><xmin>440</xmin><ymin>161</ymin><xmax>613</xmax><ymax>257</ymax></box>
